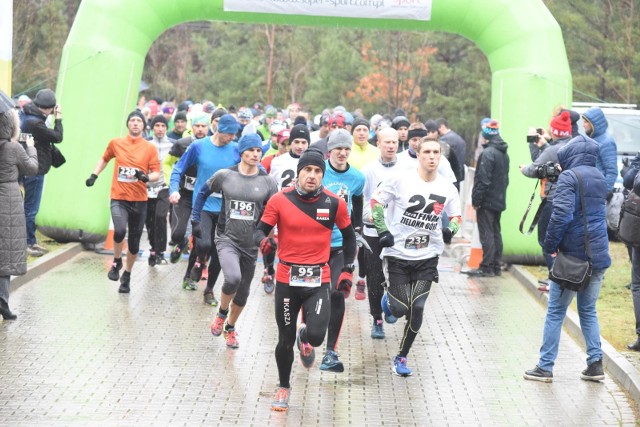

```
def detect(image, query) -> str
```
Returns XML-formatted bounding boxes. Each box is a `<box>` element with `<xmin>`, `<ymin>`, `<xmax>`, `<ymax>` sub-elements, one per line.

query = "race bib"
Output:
<box><xmin>184</xmin><ymin>175</ymin><xmax>196</xmax><ymax>191</ymax></box>
<box><xmin>147</xmin><ymin>182</ymin><xmax>165</xmax><ymax>198</ymax></box>
<box><xmin>230</xmin><ymin>200</ymin><xmax>255</xmax><ymax>221</ymax></box>
<box><xmin>117</xmin><ymin>166</ymin><xmax>139</xmax><ymax>183</ymax></box>
<box><xmin>289</xmin><ymin>264</ymin><xmax>322</xmax><ymax>287</ymax></box>
<box><xmin>404</xmin><ymin>231</ymin><xmax>430</xmax><ymax>250</ymax></box>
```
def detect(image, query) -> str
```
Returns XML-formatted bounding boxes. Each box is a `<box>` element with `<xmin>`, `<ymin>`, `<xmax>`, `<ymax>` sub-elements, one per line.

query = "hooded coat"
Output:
<box><xmin>544</xmin><ymin>135</ymin><xmax>611</xmax><ymax>270</ymax></box>
<box><xmin>582</xmin><ymin>107</ymin><xmax>618</xmax><ymax>192</ymax></box>
<box><xmin>0</xmin><ymin>110</ymin><xmax>39</xmax><ymax>276</ymax></box>
<box><xmin>472</xmin><ymin>135</ymin><xmax>509</xmax><ymax>211</ymax></box>
<box><xmin>20</xmin><ymin>102</ymin><xmax>63</xmax><ymax>175</ymax></box>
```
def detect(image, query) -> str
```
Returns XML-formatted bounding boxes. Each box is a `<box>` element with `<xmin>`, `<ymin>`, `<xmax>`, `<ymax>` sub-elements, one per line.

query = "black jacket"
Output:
<box><xmin>472</xmin><ymin>136</ymin><xmax>509</xmax><ymax>211</ymax></box>
<box><xmin>21</xmin><ymin>102</ymin><xmax>63</xmax><ymax>175</ymax></box>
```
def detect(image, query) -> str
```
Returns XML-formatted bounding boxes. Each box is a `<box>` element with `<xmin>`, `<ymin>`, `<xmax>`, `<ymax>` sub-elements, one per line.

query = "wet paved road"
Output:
<box><xmin>0</xmin><ymin>250</ymin><xmax>636</xmax><ymax>426</ymax></box>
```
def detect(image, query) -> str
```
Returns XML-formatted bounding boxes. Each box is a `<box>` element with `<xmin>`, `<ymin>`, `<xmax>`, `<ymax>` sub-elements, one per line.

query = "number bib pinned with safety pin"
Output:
<box><xmin>289</xmin><ymin>264</ymin><xmax>322</xmax><ymax>287</ymax></box>
<box><xmin>404</xmin><ymin>231</ymin><xmax>430</xmax><ymax>250</ymax></box>
<box><xmin>230</xmin><ymin>200</ymin><xmax>255</xmax><ymax>221</ymax></box>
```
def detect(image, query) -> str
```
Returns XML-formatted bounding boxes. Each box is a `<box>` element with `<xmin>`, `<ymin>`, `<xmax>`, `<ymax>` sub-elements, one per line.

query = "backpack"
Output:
<box><xmin>617</xmin><ymin>191</ymin><xmax>640</xmax><ymax>246</ymax></box>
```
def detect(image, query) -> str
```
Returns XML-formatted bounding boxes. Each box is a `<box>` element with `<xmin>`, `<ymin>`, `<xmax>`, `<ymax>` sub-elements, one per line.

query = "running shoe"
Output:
<box><xmin>108</xmin><ymin>258</ymin><xmax>123</xmax><ymax>281</ymax></box>
<box><xmin>155</xmin><ymin>253</ymin><xmax>167</xmax><ymax>265</ymax></box>
<box><xmin>319</xmin><ymin>350</ymin><xmax>344</xmax><ymax>373</ymax></box>
<box><xmin>210</xmin><ymin>313</ymin><xmax>227</xmax><ymax>336</ymax></box>
<box><xmin>190</xmin><ymin>258</ymin><xmax>205</xmax><ymax>281</ymax></box>
<box><xmin>204</xmin><ymin>291</ymin><xmax>218</xmax><ymax>306</ymax></box>
<box><xmin>263</xmin><ymin>274</ymin><xmax>275</xmax><ymax>294</ymax></box>
<box><xmin>223</xmin><ymin>323</ymin><xmax>239</xmax><ymax>349</ymax></box>
<box><xmin>354</xmin><ymin>279</ymin><xmax>366</xmax><ymax>300</ymax></box>
<box><xmin>271</xmin><ymin>387</ymin><xmax>291</xmax><ymax>412</ymax></box>
<box><xmin>296</xmin><ymin>324</ymin><xmax>315</xmax><ymax>369</ymax></box>
<box><xmin>148</xmin><ymin>251</ymin><xmax>157</xmax><ymax>267</ymax></box>
<box><xmin>381</xmin><ymin>292</ymin><xmax>398</xmax><ymax>324</ymax></box>
<box><xmin>118</xmin><ymin>272</ymin><xmax>131</xmax><ymax>294</ymax></box>
<box><xmin>169</xmin><ymin>244</ymin><xmax>183</xmax><ymax>264</ymax></box>
<box><xmin>392</xmin><ymin>356</ymin><xmax>412</xmax><ymax>377</ymax></box>
<box><xmin>201</xmin><ymin>265</ymin><xmax>209</xmax><ymax>281</ymax></box>
<box><xmin>371</xmin><ymin>319</ymin><xmax>385</xmax><ymax>339</ymax></box>
<box><xmin>182</xmin><ymin>278</ymin><xmax>198</xmax><ymax>291</ymax></box>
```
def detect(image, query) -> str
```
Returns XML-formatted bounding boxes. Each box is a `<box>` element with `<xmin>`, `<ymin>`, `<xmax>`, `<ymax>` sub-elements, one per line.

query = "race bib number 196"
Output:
<box><xmin>289</xmin><ymin>265</ymin><xmax>322</xmax><ymax>287</ymax></box>
<box><xmin>230</xmin><ymin>200</ymin><xmax>255</xmax><ymax>221</ymax></box>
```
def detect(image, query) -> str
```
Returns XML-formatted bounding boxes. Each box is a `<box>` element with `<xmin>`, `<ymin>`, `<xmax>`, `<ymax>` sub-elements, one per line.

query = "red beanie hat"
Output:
<box><xmin>549</xmin><ymin>111</ymin><xmax>571</xmax><ymax>138</ymax></box>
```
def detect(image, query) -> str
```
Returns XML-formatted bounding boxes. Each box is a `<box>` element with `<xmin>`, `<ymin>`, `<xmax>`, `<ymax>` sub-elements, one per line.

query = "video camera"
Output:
<box><xmin>535</xmin><ymin>161</ymin><xmax>562</xmax><ymax>183</ymax></box>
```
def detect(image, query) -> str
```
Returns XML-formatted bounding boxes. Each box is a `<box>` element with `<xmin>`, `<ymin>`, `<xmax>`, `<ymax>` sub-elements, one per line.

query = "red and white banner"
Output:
<box><xmin>224</xmin><ymin>0</ymin><xmax>432</xmax><ymax>22</ymax></box>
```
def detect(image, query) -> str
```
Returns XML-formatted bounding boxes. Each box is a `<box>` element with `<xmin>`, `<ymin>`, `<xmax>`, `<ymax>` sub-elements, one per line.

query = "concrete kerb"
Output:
<box><xmin>10</xmin><ymin>243</ymin><xmax>84</xmax><ymax>294</ymax></box>
<box><xmin>510</xmin><ymin>264</ymin><xmax>640</xmax><ymax>410</ymax></box>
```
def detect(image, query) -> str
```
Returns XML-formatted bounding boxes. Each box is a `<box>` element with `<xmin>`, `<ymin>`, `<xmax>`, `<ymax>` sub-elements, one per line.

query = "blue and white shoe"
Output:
<box><xmin>319</xmin><ymin>350</ymin><xmax>344</xmax><ymax>372</ymax></box>
<box><xmin>393</xmin><ymin>355</ymin><xmax>412</xmax><ymax>377</ymax></box>
<box><xmin>381</xmin><ymin>292</ymin><xmax>398</xmax><ymax>324</ymax></box>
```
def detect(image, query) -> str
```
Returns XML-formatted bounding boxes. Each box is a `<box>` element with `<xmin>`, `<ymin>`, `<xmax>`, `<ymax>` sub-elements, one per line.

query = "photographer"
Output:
<box><xmin>520</xmin><ymin>110</ymin><xmax>573</xmax><ymax>271</ymax></box>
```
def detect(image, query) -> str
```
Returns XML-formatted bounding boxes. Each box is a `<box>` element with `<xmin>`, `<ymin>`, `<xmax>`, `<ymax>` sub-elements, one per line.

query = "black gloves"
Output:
<box><xmin>134</xmin><ymin>169</ymin><xmax>149</xmax><ymax>183</ymax></box>
<box><xmin>378</xmin><ymin>230</ymin><xmax>394</xmax><ymax>248</ymax></box>
<box><xmin>260</xmin><ymin>237</ymin><xmax>277</xmax><ymax>255</ymax></box>
<box><xmin>85</xmin><ymin>174</ymin><xmax>98</xmax><ymax>187</ymax></box>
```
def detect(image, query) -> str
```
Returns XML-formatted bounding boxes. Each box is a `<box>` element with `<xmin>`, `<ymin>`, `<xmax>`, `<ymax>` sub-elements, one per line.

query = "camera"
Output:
<box><xmin>526</xmin><ymin>127</ymin><xmax>544</xmax><ymax>144</ymax></box>
<box><xmin>535</xmin><ymin>161</ymin><xmax>562</xmax><ymax>183</ymax></box>
<box><xmin>18</xmin><ymin>133</ymin><xmax>32</xmax><ymax>142</ymax></box>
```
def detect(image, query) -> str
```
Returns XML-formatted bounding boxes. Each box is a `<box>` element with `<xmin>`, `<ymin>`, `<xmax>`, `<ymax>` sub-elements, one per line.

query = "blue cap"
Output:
<box><xmin>238</xmin><ymin>133</ymin><xmax>263</xmax><ymax>155</ymax></box>
<box><xmin>217</xmin><ymin>114</ymin><xmax>240</xmax><ymax>134</ymax></box>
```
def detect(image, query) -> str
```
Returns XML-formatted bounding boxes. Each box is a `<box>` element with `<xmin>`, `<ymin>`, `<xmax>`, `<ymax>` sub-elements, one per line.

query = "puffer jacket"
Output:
<box><xmin>0</xmin><ymin>139</ymin><xmax>39</xmax><ymax>276</ymax></box>
<box><xmin>472</xmin><ymin>136</ymin><xmax>509</xmax><ymax>211</ymax></box>
<box><xmin>21</xmin><ymin>102</ymin><xmax>63</xmax><ymax>175</ymax></box>
<box><xmin>582</xmin><ymin>107</ymin><xmax>618</xmax><ymax>192</ymax></box>
<box><xmin>544</xmin><ymin>135</ymin><xmax>611</xmax><ymax>270</ymax></box>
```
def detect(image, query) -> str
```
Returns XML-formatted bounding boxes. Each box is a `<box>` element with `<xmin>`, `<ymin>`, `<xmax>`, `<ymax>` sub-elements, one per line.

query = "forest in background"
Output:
<box><xmin>11</xmin><ymin>0</ymin><xmax>640</xmax><ymax>145</ymax></box>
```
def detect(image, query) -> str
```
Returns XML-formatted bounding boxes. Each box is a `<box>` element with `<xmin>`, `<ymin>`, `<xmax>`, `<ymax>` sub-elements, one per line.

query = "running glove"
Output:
<box><xmin>337</xmin><ymin>269</ymin><xmax>353</xmax><ymax>298</ymax></box>
<box><xmin>378</xmin><ymin>230</ymin><xmax>394</xmax><ymax>248</ymax></box>
<box><xmin>191</xmin><ymin>220</ymin><xmax>202</xmax><ymax>239</ymax></box>
<box><xmin>134</xmin><ymin>169</ymin><xmax>149</xmax><ymax>183</ymax></box>
<box><xmin>85</xmin><ymin>174</ymin><xmax>98</xmax><ymax>187</ymax></box>
<box><xmin>260</xmin><ymin>237</ymin><xmax>277</xmax><ymax>255</ymax></box>
<box><xmin>442</xmin><ymin>228</ymin><xmax>453</xmax><ymax>244</ymax></box>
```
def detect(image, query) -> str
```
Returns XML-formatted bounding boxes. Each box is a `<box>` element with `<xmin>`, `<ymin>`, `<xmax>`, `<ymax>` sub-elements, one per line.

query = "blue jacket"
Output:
<box><xmin>582</xmin><ymin>107</ymin><xmax>618</xmax><ymax>192</ymax></box>
<box><xmin>544</xmin><ymin>135</ymin><xmax>611</xmax><ymax>270</ymax></box>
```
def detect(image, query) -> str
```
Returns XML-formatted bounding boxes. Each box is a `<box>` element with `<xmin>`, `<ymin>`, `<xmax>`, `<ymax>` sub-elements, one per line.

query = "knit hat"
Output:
<box><xmin>289</xmin><ymin>124</ymin><xmax>311</xmax><ymax>143</ymax></box>
<box><xmin>217</xmin><ymin>114</ymin><xmax>240</xmax><ymax>134</ymax></box>
<box><xmin>297</xmin><ymin>147</ymin><xmax>326</xmax><ymax>175</ymax></box>
<box><xmin>293</xmin><ymin>116</ymin><xmax>307</xmax><ymax>126</ymax></box>
<box><xmin>343</xmin><ymin>111</ymin><xmax>354</xmax><ymax>126</ymax></box>
<box><xmin>351</xmin><ymin>118</ymin><xmax>370</xmax><ymax>134</ymax></box>
<box><xmin>211</xmin><ymin>108</ymin><xmax>227</xmax><ymax>121</ymax></box>
<box><xmin>174</xmin><ymin>111</ymin><xmax>188</xmax><ymax>122</ymax></box>
<box><xmin>238</xmin><ymin>108</ymin><xmax>253</xmax><ymax>121</ymax></box>
<box><xmin>424</xmin><ymin>120</ymin><xmax>439</xmax><ymax>133</ymax></box>
<box><xmin>191</xmin><ymin>113</ymin><xmax>209</xmax><ymax>125</ymax></box>
<box><xmin>33</xmin><ymin>88</ymin><xmax>56</xmax><ymax>109</ymax></box>
<box><xmin>238</xmin><ymin>133</ymin><xmax>263</xmax><ymax>154</ymax></box>
<box><xmin>391</xmin><ymin>116</ymin><xmax>410</xmax><ymax>130</ymax></box>
<box><xmin>277</xmin><ymin>129</ymin><xmax>290</xmax><ymax>144</ymax></box>
<box><xmin>150</xmin><ymin>115</ymin><xmax>168</xmax><ymax>127</ymax></box>
<box><xmin>328</xmin><ymin>113</ymin><xmax>346</xmax><ymax>129</ymax></box>
<box><xmin>549</xmin><ymin>111</ymin><xmax>571</xmax><ymax>138</ymax></box>
<box><xmin>407</xmin><ymin>128</ymin><xmax>428</xmax><ymax>140</ymax></box>
<box><xmin>265</xmin><ymin>107</ymin><xmax>277</xmax><ymax>118</ymax></box>
<box><xmin>0</xmin><ymin>90</ymin><xmax>16</xmax><ymax>114</ymax></box>
<box><xmin>127</xmin><ymin>110</ymin><xmax>147</xmax><ymax>128</ymax></box>
<box><xmin>270</xmin><ymin>121</ymin><xmax>287</xmax><ymax>136</ymax></box>
<box><xmin>560</xmin><ymin>108</ymin><xmax>580</xmax><ymax>136</ymax></box>
<box><xmin>327</xmin><ymin>129</ymin><xmax>353</xmax><ymax>151</ymax></box>
<box><xmin>162</xmin><ymin>106</ymin><xmax>175</xmax><ymax>115</ymax></box>
<box><xmin>481</xmin><ymin>119</ymin><xmax>500</xmax><ymax>138</ymax></box>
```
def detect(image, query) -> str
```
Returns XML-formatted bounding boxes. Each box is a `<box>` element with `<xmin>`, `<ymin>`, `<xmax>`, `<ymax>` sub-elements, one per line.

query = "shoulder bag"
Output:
<box><xmin>50</xmin><ymin>143</ymin><xmax>66</xmax><ymax>168</ymax></box>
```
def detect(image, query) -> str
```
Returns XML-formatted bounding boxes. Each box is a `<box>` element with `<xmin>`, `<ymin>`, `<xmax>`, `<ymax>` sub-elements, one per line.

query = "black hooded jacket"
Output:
<box><xmin>472</xmin><ymin>136</ymin><xmax>509</xmax><ymax>211</ymax></box>
<box><xmin>20</xmin><ymin>102</ymin><xmax>63</xmax><ymax>175</ymax></box>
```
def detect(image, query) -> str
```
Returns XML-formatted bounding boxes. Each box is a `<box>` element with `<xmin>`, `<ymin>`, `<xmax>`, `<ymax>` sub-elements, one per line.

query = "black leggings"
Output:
<box><xmin>217</xmin><ymin>241</ymin><xmax>256</xmax><ymax>307</ymax></box>
<box><xmin>187</xmin><ymin>211</ymin><xmax>221</xmax><ymax>291</ymax></box>
<box><xmin>364</xmin><ymin>234</ymin><xmax>385</xmax><ymax>321</ymax></box>
<box><xmin>146</xmin><ymin>188</ymin><xmax>170</xmax><ymax>253</ymax></box>
<box><xmin>170</xmin><ymin>189</ymin><xmax>192</xmax><ymax>246</ymax></box>
<box><xmin>326</xmin><ymin>248</ymin><xmax>345</xmax><ymax>352</ymax></box>
<box><xmin>274</xmin><ymin>282</ymin><xmax>330</xmax><ymax>388</ymax></box>
<box><xmin>110</xmin><ymin>199</ymin><xmax>147</xmax><ymax>255</ymax></box>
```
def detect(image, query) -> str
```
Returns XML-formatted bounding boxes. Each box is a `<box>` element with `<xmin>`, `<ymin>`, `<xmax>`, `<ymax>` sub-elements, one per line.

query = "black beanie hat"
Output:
<box><xmin>407</xmin><ymin>128</ymin><xmax>428</xmax><ymax>140</ymax></box>
<box><xmin>150</xmin><ymin>114</ymin><xmax>168</xmax><ymax>127</ymax></box>
<box><xmin>127</xmin><ymin>110</ymin><xmax>147</xmax><ymax>128</ymax></box>
<box><xmin>351</xmin><ymin>118</ymin><xmax>370</xmax><ymax>134</ymax></box>
<box><xmin>297</xmin><ymin>147</ymin><xmax>326</xmax><ymax>175</ymax></box>
<box><xmin>174</xmin><ymin>111</ymin><xmax>188</xmax><ymax>122</ymax></box>
<box><xmin>289</xmin><ymin>123</ymin><xmax>310</xmax><ymax>143</ymax></box>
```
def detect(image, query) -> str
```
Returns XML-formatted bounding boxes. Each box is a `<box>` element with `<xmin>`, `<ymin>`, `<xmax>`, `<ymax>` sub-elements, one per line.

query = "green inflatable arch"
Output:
<box><xmin>41</xmin><ymin>0</ymin><xmax>571</xmax><ymax>259</ymax></box>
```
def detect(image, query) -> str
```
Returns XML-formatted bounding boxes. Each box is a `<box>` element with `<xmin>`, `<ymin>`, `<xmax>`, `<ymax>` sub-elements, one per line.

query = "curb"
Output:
<box><xmin>10</xmin><ymin>243</ymin><xmax>84</xmax><ymax>294</ymax></box>
<box><xmin>510</xmin><ymin>264</ymin><xmax>640</xmax><ymax>410</ymax></box>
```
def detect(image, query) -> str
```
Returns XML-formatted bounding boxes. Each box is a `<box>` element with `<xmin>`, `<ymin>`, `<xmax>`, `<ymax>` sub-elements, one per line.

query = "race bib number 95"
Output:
<box><xmin>289</xmin><ymin>265</ymin><xmax>322</xmax><ymax>287</ymax></box>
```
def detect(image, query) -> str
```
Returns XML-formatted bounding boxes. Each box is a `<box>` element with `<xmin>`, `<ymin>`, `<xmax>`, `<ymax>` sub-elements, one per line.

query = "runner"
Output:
<box><xmin>318</xmin><ymin>129</ymin><xmax>364</xmax><ymax>373</ymax></box>
<box><xmin>85</xmin><ymin>110</ymin><xmax>160</xmax><ymax>293</ymax></box>
<box><xmin>361</xmin><ymin>127</ymin><xmax>401</xmax><ymax>339</ymax></box>
<box><xmin>169</xmin><ymin>114</ymin><xmax>240</xmax><ymax>305</ymax></box>
<box><xmin>254</xmin><ymin>147</ymin><xmax>356</xmax><ymax>412</ymax></box>
<box><xmin>371</xmin><ymin>137</ymin><xmax>461</xmax><ymax>376</ymax></box>
<box><xmin>191</xmin><ymin>134</ymin><xmax>277</xmax><ymax>348</ymax></box>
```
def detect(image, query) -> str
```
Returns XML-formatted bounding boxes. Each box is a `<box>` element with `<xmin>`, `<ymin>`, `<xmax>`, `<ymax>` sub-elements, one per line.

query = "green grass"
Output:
<box><xmin>522</xmin><ymin>241</ymin><xmax>634</xmax><ymax>350</ymax></box>
<box><xmin>26</xmin><ymin>231</ymin><xmax>65</xmax><ymax>263</ymax></box>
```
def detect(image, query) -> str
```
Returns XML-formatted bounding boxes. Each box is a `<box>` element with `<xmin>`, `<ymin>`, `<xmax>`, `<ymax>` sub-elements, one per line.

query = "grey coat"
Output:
<box><xmin>0</xmin><ymin>139</ymin><xmax>38</xmax><ymax>276</ymax></box>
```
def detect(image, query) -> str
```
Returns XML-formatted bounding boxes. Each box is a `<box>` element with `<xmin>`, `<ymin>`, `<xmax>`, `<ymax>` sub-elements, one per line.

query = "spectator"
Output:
<box><xmin>623</xmin><ymin>153</ymin><xmax>640</xmax><ymax>351</ymax></box>
<box><xmin>581</xmin><ymin>107</ymin><xmax>619</xmax><ymax>195</ymax></box>
<box><xmin>0</xmin><ymin>91</ymin><xmax>38</xmax><ymax>320</ymax></box>
<box><xmin>464</xmin><ymin>120</ymin><xmax>509</xmax><ymax>277</ymax></box>
<box><xmin>20</xmin><ymin>88</ymin><xmax>63</xmax><ymax>257</ymax></box>
<box><xmin>524</xmin><ymin>135</ymin><xmax>610</xmax><ymax>383</ymax></box>
<box><xmin>437</xmin><ymin>118</ymin><xmax>467</xmax><ymax>183</ymax></box>
<box><xmin>391</xmin><ymin>115</ymin><xmax>410</xmax><ymax>153</ymax></box>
